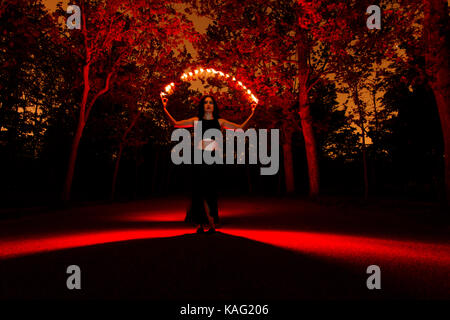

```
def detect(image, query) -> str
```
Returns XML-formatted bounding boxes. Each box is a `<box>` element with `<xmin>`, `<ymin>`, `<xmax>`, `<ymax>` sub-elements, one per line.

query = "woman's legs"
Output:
<box><xmin>203</xmin><ymin>200</ymin><xmax>215</xmax><ymax>231</ymax></box>
<box><xmin>193</xmin><ymin>201</ymin><xmax>213</xmax><ymax>234</ymax></box>
<box><xmin>191</xmin><ymin>162</ymin><xmax>218</xmax><ymax>233</ymax></box>
<box><xmin>196</xmin><ymin>224</ymin><xmax>205</xmax><ymax>233</ymax></box>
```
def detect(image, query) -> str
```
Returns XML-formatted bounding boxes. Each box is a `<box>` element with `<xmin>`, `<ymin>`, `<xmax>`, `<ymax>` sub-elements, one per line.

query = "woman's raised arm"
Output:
<box><xmin>162</xmin><ymin>99</ymin><xmax>198</xmax><ymax>128</ymax></box>
<box><xmin>173</xmin><ymin>116</ymin><xmax>199</xmax><ymax>128</ymax></box>
<box><xmin>219</xmin><ymin>106</ymin><xmax>256</xmax><ymax>130</ymax></box>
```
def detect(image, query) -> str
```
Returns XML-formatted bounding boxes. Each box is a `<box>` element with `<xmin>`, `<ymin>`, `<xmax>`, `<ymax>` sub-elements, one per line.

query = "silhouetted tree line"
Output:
<box><xmin>0</xmin><ymin>0</ymin><xmax>446</xmax><ymax>207</ymax></box>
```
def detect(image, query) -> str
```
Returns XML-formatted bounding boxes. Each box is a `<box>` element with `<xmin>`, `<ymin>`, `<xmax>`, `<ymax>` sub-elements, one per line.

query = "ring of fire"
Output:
<box><xmin>160</xmin><ymin>67</ymin><xmax>259</xmax><ymax>109</ymax></box>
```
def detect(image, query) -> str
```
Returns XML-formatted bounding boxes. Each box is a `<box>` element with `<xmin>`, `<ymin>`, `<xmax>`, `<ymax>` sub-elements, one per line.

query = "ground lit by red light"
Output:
<box><xmin>224</xmin><ymin>229</ymin><xmax>450</xmax><ymax>267</ymax></box>
<box><xmin>0</xmin><ymin>197</ymin><xmax>449</xmax><ymax>301</ymax></box>
<box><xmin>1</xmin><ymin>226</ymin><xmax>449</xmax><ymax>272</ymax></box>
<box><xmin>1</xmin><ymin>198</ymin><xmax>449</xmax><ymax>292</ymax></box>
<box><xmin>0</xmin><ymin>229</ymin><xmax>193</xmax><ymax>260</ymax></box>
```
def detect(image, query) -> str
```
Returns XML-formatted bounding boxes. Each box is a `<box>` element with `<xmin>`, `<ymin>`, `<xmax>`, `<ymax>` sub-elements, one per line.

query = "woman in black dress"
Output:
<box><xmin>163</xmin><ymin>95</ymin><xmax>255</xmax><ymax>233</ymax></box>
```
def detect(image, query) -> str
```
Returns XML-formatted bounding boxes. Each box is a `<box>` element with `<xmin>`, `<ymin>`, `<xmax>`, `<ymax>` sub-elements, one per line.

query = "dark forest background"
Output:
<box><xmin>0</xmin><ymin>0</ymin><xmax>446</xmax><ymax>207</ymax></box>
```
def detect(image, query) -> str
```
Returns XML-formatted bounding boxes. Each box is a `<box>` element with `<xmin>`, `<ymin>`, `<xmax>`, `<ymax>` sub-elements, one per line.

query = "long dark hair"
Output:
<box><xmin>197</xmin><ymin>95</ymin><xmax>220</xmax><ymax>120</ymax></box>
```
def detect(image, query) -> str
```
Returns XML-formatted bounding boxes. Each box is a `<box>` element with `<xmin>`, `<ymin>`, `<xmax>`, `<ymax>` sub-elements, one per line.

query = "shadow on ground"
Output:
<box><xmin>0</xmin><ymin>231</ymin><xmax>391</xmax><ymax>300</ymax></box>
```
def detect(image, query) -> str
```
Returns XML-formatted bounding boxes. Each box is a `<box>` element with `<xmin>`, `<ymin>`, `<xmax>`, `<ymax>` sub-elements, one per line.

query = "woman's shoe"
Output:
<box><xmin>196</xmin><ymin>226</ymin><xmax>205</xmax><ymax>234</ymax></box>
<box><xmin>206</xmin><ymin>227</ymin><xmax>216</xmax><ymax>234</ymax></box>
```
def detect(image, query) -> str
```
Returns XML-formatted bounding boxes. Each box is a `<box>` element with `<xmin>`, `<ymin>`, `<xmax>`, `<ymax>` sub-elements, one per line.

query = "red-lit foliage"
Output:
<box><xmin>183</xmin><ymin>0</ymin><xmax>377</xmax><ymax>196</ymax></box>
<box><xmin>49</xmin><ymin>0</ymin><xmax>199</xmax><ymax>201</ymax></box>
<box><xmin>183</xmin><ymin>0</ymin><xmax>449</xmax><ymax>202</ymax></box>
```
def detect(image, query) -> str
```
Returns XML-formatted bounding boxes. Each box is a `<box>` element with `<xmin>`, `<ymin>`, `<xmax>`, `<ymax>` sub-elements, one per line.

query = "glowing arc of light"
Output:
<box><xmin>160</xmin><ymin>67</ymin><xmax>259</xmax><ymax>106</ymax></box>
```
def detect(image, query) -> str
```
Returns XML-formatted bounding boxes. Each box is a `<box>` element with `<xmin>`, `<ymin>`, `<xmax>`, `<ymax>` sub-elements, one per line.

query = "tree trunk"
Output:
<box><xmin>282</xmin><ymin>128</ymin><xmax>295</xmax><ymax>194</ymax></box>
<box><xmin>111</xmin><ymin>143</ymin><xmax>124</xmax><ymax>200</ymax></box>
<box><xmin>353</xmin><ymin>85</ymin><xmax>369</xmax><ymax>200</ymax></box>
<box><xmin>110</xmin><ymin>109</ymin><xmax>143</xmax><ymax>200</ymax></box>
<box><xmin>152</xmin><ymin>146</ymin><xmax>160</xmax><ymax>194</ymax></box>
<box><xmin>134</xmin><ymin>147</ymin><xmax>139</xmax><ymax>200</ymax></box>
<box><xmin>299</xmin><ymin>110</ymin><xmax>320</xmax><ymax>198</ymax></box>
<box><xmin>361</xmin><ymin>140</ymin><xmax>369</xmax><ymax>200</ymax></box>
<box><xmin>62</xmin><ymin>118</ymin><xmax>85</xmax><ymax>201</ymax></box>
<box><xmin>432</xmin><ymin>87</ymin><xmax>450</xmax><ymax>203</ymax></box>
<box><xmin>372</xmin><ymin>86</ymin><xmax>379</xmax><ymax>144</ymax></box>
<box><xmin>62</xmin><ymin>63</ymin><xmax>90</xmax><ymax>201</ymax></box>
<box><xmin>277</xmin><ymin>165</ymin><xmax>283</xmax><ymax>195</ymax></box>
<box><xmin>424</xmin><ymin>0</ymin><xmax>450</xmax><ymax>204</ymax></box>
<box><xmin>371</xmin><ymin>86</ymin><xmax>379</xmax><ymax>193</ymax></box>
<box><xmin>246</xmin><ymin>165</ymin><xmax>253</xmax><ymax>193</ymax></box>
<box><xmin>298</xmin><ymin>40</ymin><xmax>320</xmax><ymax>198</ymax></box>
<box><xmin>165</xmin><ymin>151</ymin><xmax>172</xmax><ymax>194</ymax></box>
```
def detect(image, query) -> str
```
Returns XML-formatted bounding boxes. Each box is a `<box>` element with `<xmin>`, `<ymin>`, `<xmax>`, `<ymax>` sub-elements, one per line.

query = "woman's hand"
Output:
<box><xmin>160</xmin><ymin>94</ymin><xmax>197</xmax><ymax>127</ymax></box>
<box><xmin>162</xmin><ymin>97</ymin><xmax>168</xmax><ymax>108</ymax></box>
<box><xmin>160</xmin><ymin>92</ymin><xmax>168</xmax><ymax>108</ymax></box>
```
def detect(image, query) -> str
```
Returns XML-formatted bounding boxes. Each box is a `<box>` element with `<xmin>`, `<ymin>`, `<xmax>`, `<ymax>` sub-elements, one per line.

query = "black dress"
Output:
<box><xmin>185</xmin><ymin>118</ymin><xmax>221</xmax><ymax>225</ymax></box>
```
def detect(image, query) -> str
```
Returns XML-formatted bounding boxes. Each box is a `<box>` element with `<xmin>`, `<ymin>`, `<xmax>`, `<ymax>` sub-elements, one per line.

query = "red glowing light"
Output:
<box><xmin>0</xmin><ymin>229</ymin><xmax>192</xmax><ymax>260</ymax></box>
<box><xmin>224</xmin><ymin>228</ymin><xmax>450</xmax><ymax>267</ymax></box>
<box><xmin>161</xmin><ymin>67</ymin><xmax>259</xmax><ymax>105</ymax></box>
